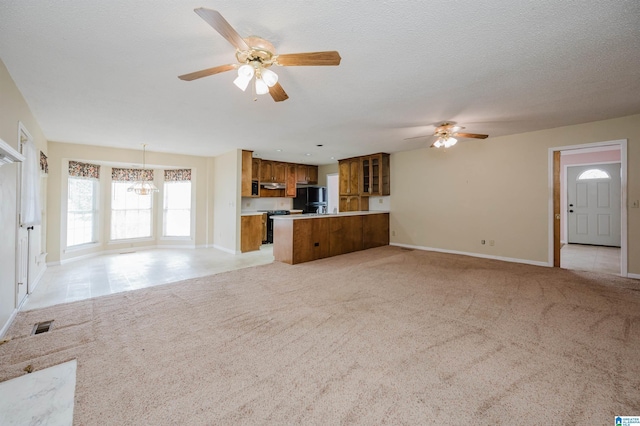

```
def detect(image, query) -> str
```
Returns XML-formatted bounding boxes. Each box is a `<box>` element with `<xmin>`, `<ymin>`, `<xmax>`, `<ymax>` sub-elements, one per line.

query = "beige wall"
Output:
<box><xmin>318</xmin><ymin>163</ymin><xmax>339</xmax><ymax>187</ymax></box>
<box><xmin>212</xmin><ymin>149</ymin><xmax>241</xmax><ymax>253</ymax></box>
<box><xmin>390</xmin><ymin>113</ymin><xmax>640</xmax><ymax>275</ymax></box>
<box><xmin>46</xmin><ymin>142</ymin><xmax>212</xmax><ymax>262</ymax></box>
<box><xmin>0</xmin><ymin>59</ymin><xmax>48</xmax><ymax>333</ymax></box>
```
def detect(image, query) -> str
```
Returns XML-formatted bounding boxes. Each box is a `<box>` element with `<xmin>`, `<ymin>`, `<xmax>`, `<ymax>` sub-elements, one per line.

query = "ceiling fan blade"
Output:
<box><xmin>194</xmin><ymin>8</ymin><xmax>249</xmax><ymax>51</ymax></box>
<box><xmin>454</xmin><ymin>132</ymin><xmax>489</xmax><ymax>139</ymax></box>
<box><xmin>276</xmin><ymin>51</ymin><xmax>341</xmax><ymax>66</ymax></box>
<box><xmin>178</xmin><ymin>64</ymin><xmax>236</xmax><ymax>81</ymax></box>
<box><xmin>269</xmin><ymin>82</ymin><xmax>289</xmax><ymax>102</ymax></box>
<box><xmin>403</xmin><ymin>135</ymin><xmax>431</xmax><ymax>141</ymax></box>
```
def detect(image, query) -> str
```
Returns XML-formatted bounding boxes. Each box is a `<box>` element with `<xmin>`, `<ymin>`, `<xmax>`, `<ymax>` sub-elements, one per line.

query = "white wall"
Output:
<box><xmin>213</xmin><ymin>149</ymin><xmax>241</xmax><ymax>253</ymax></box>
<box><xmin>0</xmin><ymin>59</ymin><xmax>48</xmax><ymax>335</ymax></box>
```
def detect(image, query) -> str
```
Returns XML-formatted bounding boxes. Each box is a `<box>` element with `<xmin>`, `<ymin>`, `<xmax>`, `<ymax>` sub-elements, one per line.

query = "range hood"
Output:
<box><xmin>260</xmin><ymin>182</ymin><xmax>286</xmax><ymax>190</ymax></box>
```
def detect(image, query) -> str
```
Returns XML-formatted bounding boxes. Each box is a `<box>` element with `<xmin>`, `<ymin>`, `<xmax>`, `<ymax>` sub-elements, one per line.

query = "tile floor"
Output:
<box><xmin>561</xmin><ymin>243</ymin><xmax>620</xmax><ymax>275</ymax></box>
<box><xmin>24</xmin><ymin>245</ymin><xmax>275</xmax><ymax>311</ymax></box>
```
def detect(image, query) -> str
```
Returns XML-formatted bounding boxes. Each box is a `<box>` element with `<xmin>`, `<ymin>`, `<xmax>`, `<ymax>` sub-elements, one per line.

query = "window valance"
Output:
<box><xmin>112</xmin><ymin>167</ymin><xmax>154</xmax><ymax>182</ymax></box>
<box><xmin>40</xmin><ymin>151</ymin><xmax>48</xmax><ymax>174</ymax></box>
<box><xmin>69</xmin><ymin>161</ymin><xmax>100</xmax><ymax>179</ymax></box>
<box><xmin>164</xmin><ymin>169</ymin><xmax>192</xmax><ymax>182</ymax></box>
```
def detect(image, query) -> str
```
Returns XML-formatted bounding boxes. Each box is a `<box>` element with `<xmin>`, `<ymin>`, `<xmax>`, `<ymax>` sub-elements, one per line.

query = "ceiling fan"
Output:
<box><xmin>178</xmin><ymin>8</ymin><xmax>342</xmax><ymax>102</ymax></box>
<box><xmin>405</xmin><ymin>122</ymin><xmax>489</xmax><ymax>148</ymax></box>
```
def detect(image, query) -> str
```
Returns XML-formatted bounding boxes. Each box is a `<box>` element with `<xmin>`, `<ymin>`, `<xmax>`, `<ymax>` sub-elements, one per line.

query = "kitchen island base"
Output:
<box><xmin>273</xmin><ymin>212</ymin><xmax>389</xmax><ymax>265</ymax></box>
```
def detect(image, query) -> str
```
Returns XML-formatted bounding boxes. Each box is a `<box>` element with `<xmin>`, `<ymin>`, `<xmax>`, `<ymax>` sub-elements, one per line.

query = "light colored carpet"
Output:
<box><xmin>1</xmin><ymin>246</ymin><xmax>639</xmax><ymax>424</ymax></box>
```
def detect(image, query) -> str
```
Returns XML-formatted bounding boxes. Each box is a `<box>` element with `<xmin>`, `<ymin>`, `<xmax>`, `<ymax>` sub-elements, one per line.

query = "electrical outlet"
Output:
<box><xmin>392</xmin><ymin>230</ymin><xmax>396</xmax><ymax>237</ymax></box>
<box><xmin>481</xmin><ymin>240</ymin><xmax>485</xmax><ymax>245</ymax></box>
<box><xmin>489</xmin><ymin>240</ymin><xmax>495</xmax><ymax>246</ymax></box>
<box><xmin>378</xmin><ymin>198</ymin><xmax>383</xmax><ymax>204</ymax></box>
<box><xmin>632</xmin><ymin>200</ymin><xmax>640</xmax><ymax>208</ymax></box>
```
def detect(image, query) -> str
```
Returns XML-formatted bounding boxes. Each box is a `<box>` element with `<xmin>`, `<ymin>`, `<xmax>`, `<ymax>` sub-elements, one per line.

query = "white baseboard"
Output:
<box><xmin>29</xmin><ymin>264</ymin><xmax>47</xmax><ymax>294</ymax></box>
<box><xmin>212</xmin><ymin>244</ymin><xmax>238</xmax><ymax>255</ymax></box>
<box><xmin>627</xmin><ymin>273</ymin><xmax>640</xmax><ymax>280</ymax></box>
<box><xmin>0</xmin><ymin>308</ymin><xmax>19</xmax><ymax>339</ymax></box>
<box><xmin>390</xmin><ymin>243</ymin><xmax>550</xmax><ymax>267</ymax></box>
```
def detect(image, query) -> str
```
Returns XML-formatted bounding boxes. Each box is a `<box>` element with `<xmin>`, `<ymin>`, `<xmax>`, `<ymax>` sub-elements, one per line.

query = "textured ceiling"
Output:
<box><xmin>1</xmin><ymin>1</ymin><xmax>639</xmax><ymax>164</ymax></box>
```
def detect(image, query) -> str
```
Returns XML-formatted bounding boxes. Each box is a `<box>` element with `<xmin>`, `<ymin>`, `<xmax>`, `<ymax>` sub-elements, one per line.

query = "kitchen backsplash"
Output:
<box><xmin>242</xmin><ymin>197</ymin><xmax>294</xmax><ymax>211</ymax></box>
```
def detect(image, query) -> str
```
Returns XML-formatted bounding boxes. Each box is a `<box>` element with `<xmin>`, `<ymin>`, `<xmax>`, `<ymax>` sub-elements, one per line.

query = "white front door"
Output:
<box><xmin>567</xmin><ymin>163</ymin><xmax>621</xmax><ymax>247</ymax></box>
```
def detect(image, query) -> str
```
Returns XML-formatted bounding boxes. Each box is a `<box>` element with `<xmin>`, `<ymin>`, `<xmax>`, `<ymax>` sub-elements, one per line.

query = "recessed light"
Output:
<box><xmin>275</xmin><ymin>149</ymin><xmax>282</xmax><ymax>152</ymax></box>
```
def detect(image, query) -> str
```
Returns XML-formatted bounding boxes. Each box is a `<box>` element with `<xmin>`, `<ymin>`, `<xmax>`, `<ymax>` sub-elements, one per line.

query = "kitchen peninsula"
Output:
<box><xmin>272</xmin><ymin>211</ymin><xmax>389</xmax><ymax>265</ymax></box>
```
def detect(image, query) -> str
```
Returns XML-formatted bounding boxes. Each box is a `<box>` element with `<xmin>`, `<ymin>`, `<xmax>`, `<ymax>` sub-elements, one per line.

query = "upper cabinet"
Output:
<box><xmin>242</xmin><ymin>151</ymin><xmax>319</xmax><ymax>199</ymax></box>
<box><xmin>260</xmin><ymin>160</ymin><xmax>287</xmax><ymax>183</ymax></box>
<box><xmin>285</xmin><ymin>164</ymin><xmax>297</xmax><ymax>197</ymax></box>
<box><xmin>338</xmin><ymin>153</ymin><xmax>390</xmax><ymax>211</ymax></box>
<box><xmin>339</xmin><ymin>158</ymin><xmax>360</xmax><ymax>196</ymax></box>
<box><xmin>242</xmin><ymin>150</ymin><xmax>254</xmax><ymax>197</ymax></box>
<box><xmin>361</xmin><ymin>153</ymin><xmax>390</xmax><ymax>196</ymax></box>
<box><xmin>296</xmin><ymin>164</ymin><xmax>318</xmax><ymax>185</ymax></box>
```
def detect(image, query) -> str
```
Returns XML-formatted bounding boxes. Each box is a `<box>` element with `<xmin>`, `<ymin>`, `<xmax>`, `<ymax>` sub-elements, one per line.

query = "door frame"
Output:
<box><xmin>548</xmin><ymin>139</ymin><xmax>628</xmax><ymax>276</ymax></box>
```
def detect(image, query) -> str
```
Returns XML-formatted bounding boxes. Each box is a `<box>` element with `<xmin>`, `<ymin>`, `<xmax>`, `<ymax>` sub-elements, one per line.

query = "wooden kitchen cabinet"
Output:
<box><xmin>361</xmin><ymin>153</ymin><xmax>390</xmax><ymax>196</ymax></box>
<box><xmin>252</xmin><ymin>158</ymin><xmax>261</xmax><ymax>181</ymax></box>
<box><xmin>296</xmin><ymin>164</ymin><xmax>318</xmax><ymax>184</ymax></box>
<box><xmin>241</xmin><ymin>150</ymin><xmax>253</xmax><ymax>197</ymax></box>
<box><xmin>329</xmin><ymin>215</ymin><xmax>363</xmax><ymax>257</ymax></box>
<box><xmin>273</xmin><ymin>212</ymin><xmax>389</xmax><ymax>265</ymax></box>
<box><xmin>339</xmin><ymin>195</ymin><xmax>368</xmax><ymax>212</ymax></box>
<box><xmin>273</xmin><ymin>217</ymin><xmax>330</xmax><ymax>264</ymax></box>
<box><xmin>339</xmin><ymin>158</ymin><xmax>360</xmax><ymax>195</ymax></box>
<box><xmin>260</xmin><ymin>160</ymin><xmax>274</xmax><ymax>182</ymax></box>
<box><xmin>241</xmin><ymin>215</ymin><xmax>263</xmax><ymax>252</ymax></box>
<box><xmin>363</xmin><ymin>213</ymin><xmax>389</xmax><ymax>249</ymax></box>
<box><xmin>285</xmin><ymin>163</ymin><xmax>297</xmax><ymax>197</ymax></box>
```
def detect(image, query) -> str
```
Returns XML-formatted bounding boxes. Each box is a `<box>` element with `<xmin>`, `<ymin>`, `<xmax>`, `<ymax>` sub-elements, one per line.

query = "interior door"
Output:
<box><xmin>567</xmin><ymin>163</ymin><xmax>621</xmax><ymax>246</ymax></box>
<box><xmin>16</xmin><ymin>137</ymin><xmax>29</xmax><ymax>305</ymax></box>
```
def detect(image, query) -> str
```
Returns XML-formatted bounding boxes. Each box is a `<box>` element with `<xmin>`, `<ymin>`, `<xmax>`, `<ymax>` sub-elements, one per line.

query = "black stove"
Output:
<box><xmin>257</xmin><ymin>210</ymin><xmax>290</xmax><ymax>243</ymax></box>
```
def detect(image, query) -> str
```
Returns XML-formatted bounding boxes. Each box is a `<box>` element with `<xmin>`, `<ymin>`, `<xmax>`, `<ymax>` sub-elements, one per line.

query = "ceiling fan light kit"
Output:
<box><xmin>178</xmin><ymin>8</ymin><xmax>341</xmax><ymax>102</ymax></box>
<box><xmin>403</xmin><ymin>122</ymin><xmax>489</xmax><ymax>149</ymax></box>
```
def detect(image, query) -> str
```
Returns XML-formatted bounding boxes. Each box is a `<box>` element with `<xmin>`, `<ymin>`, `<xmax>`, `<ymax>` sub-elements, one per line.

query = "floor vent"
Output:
<box><xmin>32</xmin><ymin>320</ymin><xmax>53</xmax><ymax>335</ymax></box>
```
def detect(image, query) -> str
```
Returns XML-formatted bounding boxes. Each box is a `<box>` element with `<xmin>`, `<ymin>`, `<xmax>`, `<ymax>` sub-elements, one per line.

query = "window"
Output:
<box><xmin>111</xmin><ymin>181</ymin><xmax>152</xmax><ymax>240</ymax></box>
<box><xmin>578</xmin><ymin>168</ymin><xmax>610</xmax><ymax>180</ymax></box>
<box><xmin>67</xmin><ymin>178</ymin><xmax>98</xmax><ymax>246</ymax></box>
<box><xmin>67</xmin><ymin>161</ymin><xmax>100</xmax><ymax>247</ymax></box>
<box><xmin>163</xmin><ymin>169</ymin><xmax>192</xmax><ymax>237</ymax></box>
<box><xmin>163</xmin><ymin>181</ymin><xmax>191</xmax><ymax>237</ymax></box>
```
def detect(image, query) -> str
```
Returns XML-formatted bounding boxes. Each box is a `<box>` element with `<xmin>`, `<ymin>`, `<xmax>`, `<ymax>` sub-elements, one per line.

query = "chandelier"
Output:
<box><xmin>128</xmin><ymin>144</ymin><xmax>158</xmax><ymax>195</ymax></box>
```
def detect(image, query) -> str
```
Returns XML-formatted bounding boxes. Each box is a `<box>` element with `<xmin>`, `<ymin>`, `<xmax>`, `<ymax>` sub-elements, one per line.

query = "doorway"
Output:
<box><xmin>549</xmin><ymin>140</ymin><xmax>627</xmax><ymax>276</ymax></box>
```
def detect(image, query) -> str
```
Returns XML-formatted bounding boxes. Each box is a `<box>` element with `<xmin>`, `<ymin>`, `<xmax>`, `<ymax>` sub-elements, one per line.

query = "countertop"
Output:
<box><xmin>272</xmin><ymin>211</ymin><xmax>388</xmax><ymax>220</ymax></box>
<box><xmin>241</xmin><ymin>210</ymin><xmax>304</xmax><ymax>216</ymax></box>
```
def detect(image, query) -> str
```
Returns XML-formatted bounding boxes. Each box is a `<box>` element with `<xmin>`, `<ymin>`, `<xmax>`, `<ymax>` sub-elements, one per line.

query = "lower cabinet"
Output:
<box><xmin>329</xmin><ymin>215</ymin><xmax>363</xmax><ymax>257</ymax></box>
<box><xmin>274</xmin><ymin>213</ymin><xmax>389</xmax><ymax>264</ymax></box>
<box><xmin>363</xmin><ymin>213</ymin><xmax>390</xmax><ymax>249</ymax></box>
<box><xmin>241</xmin><ymin>215</ymin><xmax>263</xmax><ymax>253</ymax></box>
<box><xmin>274</xmin><ymin>217</ymin><xmax>329</xmax><ymax>264</ymax></box>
